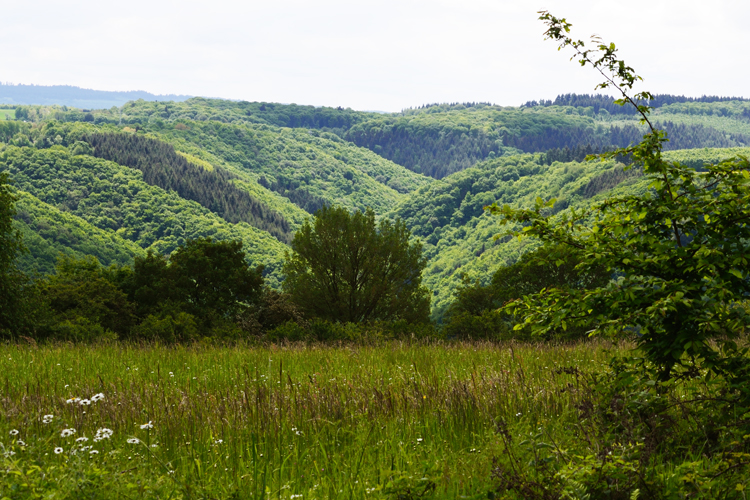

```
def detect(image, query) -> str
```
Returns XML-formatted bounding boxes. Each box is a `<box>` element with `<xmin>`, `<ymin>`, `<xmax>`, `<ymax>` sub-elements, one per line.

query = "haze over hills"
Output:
<box><xmin>0</xmin><ymin>83</ymin><xmax>192</xmax><ymax>109</ymax></box>
<box><xmin>1</xmin><ymin>94</ymin><xmax>749</xmax><ymax>319</ymax></box>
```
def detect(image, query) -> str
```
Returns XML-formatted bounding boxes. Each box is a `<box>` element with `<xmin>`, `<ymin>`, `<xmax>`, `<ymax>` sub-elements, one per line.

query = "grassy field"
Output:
<box><xmin>0</xmin><ymin>109</ymin><xmax>14</xmax><ymax>120</ymax></box>
<box><xmin>0</xmin><ymin>340</ymin><xmax>620</xmax><ymax>499</ymax></box>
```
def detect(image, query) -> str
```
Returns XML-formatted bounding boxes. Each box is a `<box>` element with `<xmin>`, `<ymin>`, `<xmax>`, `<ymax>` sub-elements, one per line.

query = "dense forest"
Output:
<box><xmin>86</xmin><ymin>132</ymin><xmax>293</xmax><ymax>242</ymax></box>
<box><xmin>1</xmin><ymin>97</ymin><xmax>748</xmax><ymax>320</ymax></box>
<box><xmin>523</xmin><ymin>93</ymin><xmax>750</xmax><ymax>114</ymax></box>
<box><xmin>19</xmin><ymin>95</ymin><xmax>749</xmax><ymax>180</ymax></box>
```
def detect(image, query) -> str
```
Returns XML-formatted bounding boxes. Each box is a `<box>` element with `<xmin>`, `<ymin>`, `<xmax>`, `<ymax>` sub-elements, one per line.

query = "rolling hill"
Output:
<box><xmin>2</xmin><ymin>96</ymin><xmax>748</xmax><ymax>318</ymax></box>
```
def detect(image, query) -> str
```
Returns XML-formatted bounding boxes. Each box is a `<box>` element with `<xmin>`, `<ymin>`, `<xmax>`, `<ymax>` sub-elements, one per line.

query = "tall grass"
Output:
<box><xmin>0</xmin><ymin>340</ymin><xmax>620</xmax><ymax>499</ymax></box>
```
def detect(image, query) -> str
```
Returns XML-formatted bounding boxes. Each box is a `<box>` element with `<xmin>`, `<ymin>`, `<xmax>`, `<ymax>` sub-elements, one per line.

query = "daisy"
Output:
<box><xmin>127</xmin><ymin>438</ymin><xmax>140</xmax><ymax>444</ymax></box>
<box><xmin>91</xmin><ymin>393</ymin><xmax>105</xmax><ymax>402</ymax></box>
<box><xmin>61</xmin><ymin>428</ymin><xmax>76</xmax><ymax>438</ymax></box>
<box><xmin>54</xmin><ymin>447</ymin><xmax>63</xmax><ymax>454</ymax></box>
<box><xmin>9</xmin><ymin>429</ymin><xmax>18</xmax><ymax>436</ymax></box>
<box><xmin>79</xmin><ymin>399</ymin><xmax>91</xmax><ymax>406</ymax></box>
<box><xmin>140</xmin><ymin>421</ymin><xmax>153</xmax><ymax>430</ymax></box>
<box><xmin>76</xmin><ymin>437</ymin><xmax>89</xmax><ymax>443</ymax></box>
<box><xmin>42</xmin><ymin>415</ymin><xmax>54</xmax><ymax>424</ymax></box>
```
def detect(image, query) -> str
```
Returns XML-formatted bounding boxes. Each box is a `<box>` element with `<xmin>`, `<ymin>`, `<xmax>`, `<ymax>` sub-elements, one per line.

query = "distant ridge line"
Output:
<box><xmin>0</xmin><ymin>83</ymin><xmax>193</xmax><ymax>108</ymax></box>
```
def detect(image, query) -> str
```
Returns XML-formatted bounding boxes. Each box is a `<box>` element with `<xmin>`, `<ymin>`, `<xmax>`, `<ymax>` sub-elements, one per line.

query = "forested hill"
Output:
<box><xmin>21</xmin><ymin>96</ymin><xmax>750</xmax><ymax>180</ymax></box>
<box><xmin>392</xmin><ymin>146</ymin><xmax>750</xmax><ymax>320</ymax></box>
<box><xmin>0</xmin><ymin>83</ymin><xmax>191</xmax><ymax>109</ymax></box>
<box><xmin>3</xmin><ymin>96</ymin><xmax>749</xmax><ymax>318</ymax></box>
<box><xmin>0</xmin><ymin>116</ymin><xmax>429</xmax><ymax>284</ymax></box>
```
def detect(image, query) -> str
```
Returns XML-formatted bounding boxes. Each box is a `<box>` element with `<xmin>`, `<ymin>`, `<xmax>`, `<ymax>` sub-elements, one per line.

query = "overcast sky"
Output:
<box><xmin>2</xmin><ymin>0</ymin><xmax>747</xmax><ymax>112</ymax></box>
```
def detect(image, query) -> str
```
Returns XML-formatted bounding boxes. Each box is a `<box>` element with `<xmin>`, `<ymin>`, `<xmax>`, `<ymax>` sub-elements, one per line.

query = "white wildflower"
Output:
<box><xmin>93</xmin><ymin>428</ymin><xmax>113</xmax><ymax>442</ymax></box>
<box><xmin>91</xmin><ymin>393</ymin><xmax>105</xmax><ymax>402</ymax></box>
<box><xmin>89</xmin><ymin>449</ymin><xmax>99</xmax><ymax>455</ymax></box>
<box><xmin>76</xmin><ymin>437</ymin><xmax>89</xmax><ymax>443</ymax></box>
<box><xmin>9</xmin><ymin>429</ymin><xmax>18</xmax><ymax>436</ymax></box>
<box><xmin>42</xmin><ymin>414</ymin><xmax>54</xmax><ymax>424</ymax></box>
<box><xmin>140</xmin><ymin>421</ymin><xmax>153</xmax><ymax>430</ymax></box>
<box><xmin>17</xmin><ymin>440</ymin><xmax>26</xmax><ymax>446</ymax></box>
<box><xmin>127</xmin><ymin>438</ymin><xmax>140</xmax><ymax>444</ymax></box>
<box><xmin>79</xmin><ymin>399</ymin><xmax>91</xmax><ymax>406</ymax></box>
<box><xmin>66</xmin><ymin>397</ymin><xmax>80</xmax><ymax>404</ymax></box>
<box><xmin>54</xmin><ymin>447</ymin><xmax>63</xmax><ymax>454</ymax></box>
<box><xmin>61</xmin><ymin>428</ymin><xmax>76</xmax><ymax>438</ymax></box>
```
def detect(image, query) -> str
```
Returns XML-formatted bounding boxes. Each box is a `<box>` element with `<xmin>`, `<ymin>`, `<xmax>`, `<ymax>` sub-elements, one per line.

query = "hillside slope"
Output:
<box><xmin>1</xmin><ymin>146</ymin><xmax>289</xmax><ymax>286</ymax></box>
<box><xmin>395</xmin><ymin>147</ymin><xmax>750</xmax><ymax>319</ymax></box>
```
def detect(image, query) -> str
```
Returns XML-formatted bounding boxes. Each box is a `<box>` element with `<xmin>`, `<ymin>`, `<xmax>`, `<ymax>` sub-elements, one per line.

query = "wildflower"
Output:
<box><xmin>140</xmin><ymin>421</ymin><xmax>153</xmax><ymax>430</ymax></box>
<box><xmin>417</xmin><ymin>438</ymin><xmax>423</xmax><ymax>443</ymax></box>
<box><xmin>89</xmin><ymin>450</ymin><xmax>99</xmax><ymax>455</ymax></box>
<box><xmin>79</xmin><ymin>399</ymin><xmax>91</xmax><ymax>406</ymax></box>
<box><xmin>127</xmin><ymin>438</ymin><xmax>140</xmax><ymax>444</ymax></box>
<box><xmin>214</xmin><ymin>439</ymin><xmax>223</xmax><ymax>444</ymax></box>
<box><xmin>9</xmin><ymin>429</ymin><xmax>18</xmax><ymax>436</ymax></box>
<box><xmin>4</xmin><ymin>451</ymin><xmax>16</xmax><ymax>457</ymax></box>
<box><xmin>66</xmin><ymin>397</ymin><xmax>80</xmax><ymax>404</ymax></box>
<box><xmin>61</xmin><ymin>428</ymin><xmax>76</xmax><ymax>438</ymax></box>
<box><xmin>94</xmin><ymin>428</ymin><xmax>113</xmax><ymax>442</ymax></box>
<box><xmin>76</xmin><ymin>437</ymin><xmax>89</xmax><ymax>443</ymax></box>
<box><xmin>42</xmin><ymin>414</ymin><xmax>54</xmax><ymax>424</ymax></box>
<box><xmin>169</xmin><ymin>372</ymin><xmax>174</xmax><ymax>377</ymax></box>
<box><xmin>54</xmin><ymin>447</ymin><xmax>63</xmax><ymax>454</ymax></box>
<box><xmin>91</xmin><ymin>393</ymin><xmax>105</xmax><ymax>402</ymax></box>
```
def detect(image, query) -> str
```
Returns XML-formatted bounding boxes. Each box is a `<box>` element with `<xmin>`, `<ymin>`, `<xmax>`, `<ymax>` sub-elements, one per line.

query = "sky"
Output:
<box><xmin>1</xmin><ymin>0</ymin><xmax>748</xmax><ymax>112</ymax></box>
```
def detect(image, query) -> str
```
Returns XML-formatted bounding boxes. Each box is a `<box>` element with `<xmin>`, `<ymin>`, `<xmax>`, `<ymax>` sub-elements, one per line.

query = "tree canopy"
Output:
<box><xmin>0</xmin><ymin>172</ymin><xmax>27</xmax><ymax>335</ymax></box>
<box><xmin>283</xmin><ymin>206</ymin><xmax>430</xmax><ymax>323</ymax></box>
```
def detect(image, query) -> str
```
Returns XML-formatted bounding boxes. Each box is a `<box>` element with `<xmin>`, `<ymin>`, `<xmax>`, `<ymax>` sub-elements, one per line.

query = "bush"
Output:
<box><xmin>131</xmin><ymin>310</ymin><xmax>200</xmax><ymax>343</ymax></box>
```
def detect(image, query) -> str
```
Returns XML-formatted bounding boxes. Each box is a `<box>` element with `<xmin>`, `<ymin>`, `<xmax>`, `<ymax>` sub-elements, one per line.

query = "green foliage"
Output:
<box><xmin>444</xmin><ymin>244</ymin><xmax>609</xmax><ymax>339</ymax></box>
<box><xmin>0</xmin><ymin>145</ymin><xmax>288</xmax><ymax>286</ymax></box>
<box><xmin>0</xmin><ymin>171</ymin><xmax>29</xmax><ymax>336</ymax></box>
<box><xmin>86</xmin><ymin>132</ymin><xmax>293</xmax><ymax>242</ymax></box>
<box><xmin>131</xmin><ymin>309</ymin><xmax>200</xmax><ymax>343</ymax></box>
<box><xmin>13</xmin><ymin>190</ymin><xmax>143</xmax><ymax>275</ymax></box>
<box><xmin>39</xmin><ymin>255</ymin><xmax>135</xmax><ymax>340</ymax></box>
<box><xmin>163</xmin><ymin>238</ymin><xmax>264</xmax><ymax>328</ymax></box>
<box><xmin>284</xmin><ymin>206</ymin><xmax>430</xmax><ymax>324</ymax></box>
<box><xmin>148</xmin><ymin>120</ymin><xmax>428</xmax><ymax>214</ymax></box>
<box><xmin>490</xmin><ymin>13</ymin><xmax>750</xmax><ymax>385</ymax></box>
<box><xmin>491</xmin><ymin>359</ymin><xmax>750</xmax><ymax>500</ymax></box>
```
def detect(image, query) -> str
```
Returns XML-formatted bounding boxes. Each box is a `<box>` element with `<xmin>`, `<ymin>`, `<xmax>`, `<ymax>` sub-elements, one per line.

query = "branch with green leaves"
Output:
<box><xmin>486</xmin><ymin>13</ymin><xmax>750</xmax><ymax>384</ymax></box>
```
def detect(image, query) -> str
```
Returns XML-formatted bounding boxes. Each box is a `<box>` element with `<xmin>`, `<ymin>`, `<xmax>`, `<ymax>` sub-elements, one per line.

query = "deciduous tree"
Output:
<box><xmin>283</xmin><ymin>206</ymin><xmax>430</xmax><ymax>323</ymax></box>
<box><xmin>489</xmin><ymin>12</ymin><xmax>750</xmax><ymax>385</ymax></box>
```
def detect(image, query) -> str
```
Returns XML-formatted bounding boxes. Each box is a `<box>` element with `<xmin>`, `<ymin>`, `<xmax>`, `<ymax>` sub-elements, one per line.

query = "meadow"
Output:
<box><xmin>0</xmin><ymin>110</ymin><xmax>14</xmax><ymax>121</ymax></box>
<box><xmin>0</xmin><ymin>340</ymin><xmax>620</xmax><ymax>499</ymax></box>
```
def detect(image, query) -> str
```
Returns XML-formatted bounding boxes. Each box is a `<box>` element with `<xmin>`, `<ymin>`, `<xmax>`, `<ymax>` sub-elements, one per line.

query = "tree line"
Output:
<box><xmin>523</xmin><ymin>92</ymin><xmax>749</xmax><ymax>114</ymax></box>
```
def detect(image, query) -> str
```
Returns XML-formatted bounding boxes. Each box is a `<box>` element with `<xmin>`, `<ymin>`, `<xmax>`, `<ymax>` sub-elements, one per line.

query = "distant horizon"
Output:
<box><xmin>1</xmin><ymin>81</ymin><xmax>748</xmax><ymax>114</ymax></box>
